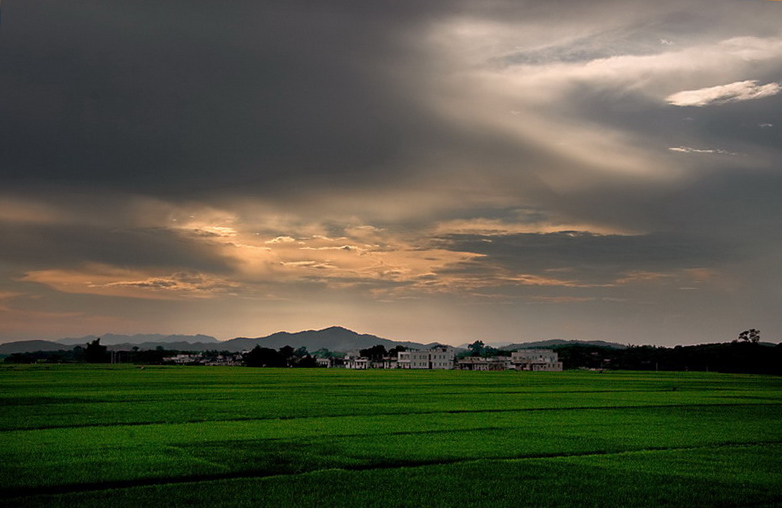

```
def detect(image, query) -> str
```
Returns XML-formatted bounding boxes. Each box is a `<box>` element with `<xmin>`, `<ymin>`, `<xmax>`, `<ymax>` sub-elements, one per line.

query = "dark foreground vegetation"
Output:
<box><xmin>0</xmin><ymin>366</ymin><xmax>780</xmax><ymax>508</ymax></box>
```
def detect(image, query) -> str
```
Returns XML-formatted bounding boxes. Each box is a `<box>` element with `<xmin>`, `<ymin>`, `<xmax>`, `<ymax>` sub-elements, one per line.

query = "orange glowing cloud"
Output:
<box><xmin>21</xmin><ymin>266</ymin><xmax>241</xmax><ymax>300</ymax></box>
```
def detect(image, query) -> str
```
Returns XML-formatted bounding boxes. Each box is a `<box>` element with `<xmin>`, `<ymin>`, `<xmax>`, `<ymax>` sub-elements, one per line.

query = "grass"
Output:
<box><xmin>1</xmin><ymin>365</ymin><xmax>781</xmax><ymax>507</ymax></box>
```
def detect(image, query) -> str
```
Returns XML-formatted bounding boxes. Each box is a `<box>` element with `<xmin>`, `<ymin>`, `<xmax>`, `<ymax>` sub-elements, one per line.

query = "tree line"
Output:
<box><xmin>2</xmin><ymin>339</ymin><xmax>339</xmax><ymax>368</ymax></box>
<box><xmin>4</xmin><ymin>332</ymin><xmax>781</xmax><ymax>375</ymax></box>
<box><xmin>1</xmin><ymin>339</ymin><xmax>199</xmax><ymax>365</ymax></box>
<box><xmin>554</xmin><ymin>340</ymin><xmax>781</xmax><ymax>375</ymax></box>
<box><xmin>242</xmin><ymin>345</ymin><xmax>319</xmax><ymax>367</ymax></box>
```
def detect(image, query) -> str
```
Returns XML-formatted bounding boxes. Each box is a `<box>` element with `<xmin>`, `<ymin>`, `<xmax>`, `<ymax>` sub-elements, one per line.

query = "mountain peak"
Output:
<box><xmin>316</xmin><ymin>326</ymin><xmax>357</xmax><ymax>335</ymax></box>
<box><xmin>222</xmin><ymin>327</ymin><xmax>425</xmax><ymax>353</ymax></box>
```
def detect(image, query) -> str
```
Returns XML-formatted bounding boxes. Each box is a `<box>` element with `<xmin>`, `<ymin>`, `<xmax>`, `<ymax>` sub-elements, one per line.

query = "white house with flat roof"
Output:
<box><xmin>510</xmin><ymin>349</ymin><xmax>563</xmax><ymax>371</ymax></box>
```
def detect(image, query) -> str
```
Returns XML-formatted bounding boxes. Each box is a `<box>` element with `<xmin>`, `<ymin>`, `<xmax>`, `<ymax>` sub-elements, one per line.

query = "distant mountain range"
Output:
<box><xmin>0</xmin><ymin>334</ymin><xmax>221</xmax><ymax>355</ymax></box>
<box><xmin>0</xmin><ymin>328</ymin><xmax>632</xmax><ymax>356</ymax></box>
<box><xmin>0</xmin><ymin>327</ymin><xmax>433</xmax><ymax>355</ymax></box>
<box><xmin>56</xmin><ymin>333</ymin><xmax>221</xmax><ymax>346</ymax></box>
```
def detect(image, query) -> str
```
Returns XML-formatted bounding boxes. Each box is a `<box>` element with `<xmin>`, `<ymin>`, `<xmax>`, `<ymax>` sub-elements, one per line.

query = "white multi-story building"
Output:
<box><xmin>429</xmin><ymin>346</ymin><xmax>455</xmax><ymax>369</ymax></box>
<box><xmin>398</xmin><ymin>346</ymin><xmax>455</xmax><ymax>369</ymax></box>
<box><xmin>510</xmin><ymin>349</ymin><xmax>563</xmax><ymax>371</ymax></box>
<box><xmin>409</xmin><ymin>350</ymin><xmax>432</xmax><ymax>369</ymax></box>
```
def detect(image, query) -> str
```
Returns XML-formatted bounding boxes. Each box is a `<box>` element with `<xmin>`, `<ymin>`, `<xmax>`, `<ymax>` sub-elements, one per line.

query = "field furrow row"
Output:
<box><xmin>5</xmin><ymin>439</ymin><xmax>780</xmax><ymax>500</ymax></box>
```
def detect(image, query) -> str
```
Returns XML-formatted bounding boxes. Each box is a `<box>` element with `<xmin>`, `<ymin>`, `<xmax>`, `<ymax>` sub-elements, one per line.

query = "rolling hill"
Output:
<box><xmin>56</xmin><ymin>333</ymin><xmax>220</xmax><ymax>346</ymax></box>
<box><xmin>0</xmin><ymin>340</ymin><xmax>69</xmax><ymax>355</ymax></box>
<box><xmin>221</xmin><ymin>326</ymin><xmax>428</xmax><ymax>353</ymax></box>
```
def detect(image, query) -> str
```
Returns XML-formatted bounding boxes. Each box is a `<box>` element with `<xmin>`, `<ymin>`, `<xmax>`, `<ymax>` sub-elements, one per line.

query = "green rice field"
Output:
<box><xmin>1</xmin><ymin>365</ymin><xmax>781</xmax><ymax>507</ymax></box>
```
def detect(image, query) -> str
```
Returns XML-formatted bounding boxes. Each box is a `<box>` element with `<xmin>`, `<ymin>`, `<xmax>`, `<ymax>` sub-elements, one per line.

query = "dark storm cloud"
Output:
<box><xmin>0</xmin><ymin>0</ymin><xmax>462</xmax><ymax>196</ymax></box>
<box><xmin>434</xmin><ymin>231</ymin><xmax>732</xmax><ymax>285</ymax></box>
<box><xmin>1</xmin><ymin>0</ymin><xmax>779</xmax><ymax>232</ymax></box>
<box><xmin>1</xmin><ymin>0</ymin><xmax>774</xmax><ymax>199</ymax></box>
<box><xmin>661</xmin><ymin>170</ymin><xmax>782</xmax><ymax>242</ymax></box>
<box><xmin>0</xmin><ymin>0</ymin><xmax>738</xmax><ymax>198</ymax></box>
<box><xmin>0</xmin><ymin>223</ymin><xmax>232</xmax><ymax>272</ymax></box>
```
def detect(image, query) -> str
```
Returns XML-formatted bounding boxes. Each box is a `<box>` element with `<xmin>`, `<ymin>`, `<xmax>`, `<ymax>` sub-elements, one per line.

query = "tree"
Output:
<box><xmin>243</xmin><ymin>346</ymin><xmax>286</xmax><ymax>367</ymax></box>
<box><xmin>359</xmin><ymin>344</ymin><xmax>387</xmax><ymax>361</ymax></box>
<box><xmin>84</xmin><ymin>338</ymin><xmax>108</xmax><ymax>363</ymax></box>
<box><xmin>388</xmin><ymin>345</ymin><xmax>407</xmax><ymax>358</ymax></box>
<box><xmin>468</xmin><ymin>340</ymin><xmax>485</xmax><ymax>357</ymax></box>
<box><xmin>278</xmin><ymin>345</ymin><xmax>295</xmax><ymax>360</ymax></box>
<box><xmin>312</xmin><ymin>348</ymin><xmax>336</xmax><ymax>358</ymax></box>
<box><xmin>738</xmin><ymin>329</ymin><xmax>760</xmax><ymax>344</ymax></box>
<box><xmin>295</xmin><ymin>355</ymin><xmax>318</xmax><ymax>368</ymax></box>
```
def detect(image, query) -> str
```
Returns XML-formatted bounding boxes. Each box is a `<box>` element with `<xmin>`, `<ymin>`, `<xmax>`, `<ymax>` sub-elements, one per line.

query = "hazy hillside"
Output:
<box><xmin>0</xmin><ymin>340</ymin><xmax>69</xmax><ymax>355</ymax></box>
<box><xmin>2</xmin><ymin>327</ymin><xmax>430</xmax><ymax>354</ymax></box>
<box><xmin>499</xmin><ymin>339</ymin><xmax>628</xmax><ymax>350</ymax></box>
<box><xmin>104</xmin><ymin>341</ymin><xmax>224</xmax><ymax>352</ymax></box>
<box><xmin>57</xmin><ymin>333</ymin><xmax>220</xmax><ymax>346</ymax></box>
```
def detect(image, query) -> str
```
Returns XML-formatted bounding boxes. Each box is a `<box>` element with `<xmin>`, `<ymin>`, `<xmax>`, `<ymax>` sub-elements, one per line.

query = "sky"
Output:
<box><xmin>1</xmin><ymin>0</ymin><xmax>781</xmax><ymax>346</ymax></box>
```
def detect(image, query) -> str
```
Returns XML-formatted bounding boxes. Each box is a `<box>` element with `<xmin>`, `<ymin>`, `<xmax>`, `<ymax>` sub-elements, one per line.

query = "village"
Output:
<box><xmin>337</xmin><ymin>346</ymin><xmax>563</xmax><ymax>371</ymax></box>
<box><xmin>164</xmin><ymin>345</ymin><xmax>564</xmax><ymax>371</ymax></box>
